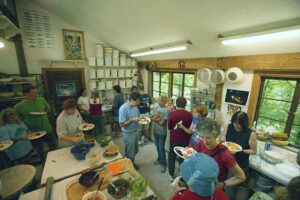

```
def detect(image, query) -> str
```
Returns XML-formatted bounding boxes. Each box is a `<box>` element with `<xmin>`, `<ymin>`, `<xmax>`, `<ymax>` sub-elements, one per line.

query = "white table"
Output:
<box><xmin>41</xmin><ymin>142</ymin><xmax>122</xmax><ymax>184</ymax></box>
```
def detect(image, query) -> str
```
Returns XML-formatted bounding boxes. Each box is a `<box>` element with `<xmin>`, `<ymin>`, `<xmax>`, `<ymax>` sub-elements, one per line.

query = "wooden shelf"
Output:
<box><xmin>42</xmin><ymin>59</ymin><xmax>87</xmax><ymax>65</ymax></box>
<box><xmin>89</xmin><ymin>76</ymin><xmax>135</xmax><ymax>80</ymax></box>
<box><xmin>0</xmin><ymin>97</ymin><xmax>25</xmax><ymax>102</ymax></box>
<box><xmin>89</xmin><ymin>66</ymin><xmax>137</xmax><ymax>69</ymax></box>
<box><xmin>0</xmin><ymin>81</ymin><xmax>36</xmax><ymax>85</ymax></box>
<box><xmin>99</xmin><ymin>87</ymin><xmax>132</xmax><ymax>91</ymax></box>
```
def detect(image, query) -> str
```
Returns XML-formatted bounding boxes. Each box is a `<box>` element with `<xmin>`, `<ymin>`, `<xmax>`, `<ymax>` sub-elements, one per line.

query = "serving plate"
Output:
<box><xmin>222</xmin><ymin>142</ymin><xmax>242</xmax><ymax>153</ymax></box>
<box><xmin>138</xmin><ymin>117</ymin><xmax>151</xmax><ymax>125</ymax></box>
<box><xmin>0</xmin><ymin>140</ymin><xmax>13</xmax><ymax>151</ymax></box>
<box><xmin>28</xmin><ymin>131</ymin><xmax>47</xmax><ymax>140</ymax></box>
<box><xmin>173</xmin><ymin>146</ymin><xmax>196</xmax><ymax>159</ymax></box>
<box><xmin>79</xmin><ymin>124</ymin><xmax>95</xmax><ymax>131</ymax></box>
<box><xmin>29</xmin><ymin>111</ymin><xmax>47</xmax><ymax>115</ymax></box>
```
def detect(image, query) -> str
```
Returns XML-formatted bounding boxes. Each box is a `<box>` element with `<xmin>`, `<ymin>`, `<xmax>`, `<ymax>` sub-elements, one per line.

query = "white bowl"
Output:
<box><xmin>198</xmin><ymin>68</ymin><xmax>211</xmax><ymax>82</ymax></box>
<box><xmin>85</xmin><ymin>152</ymin><xmax>99</xmax><ymax>166</ymax></box>
<box><xmin>82</xmin><ymin>191</ymin><xmax>106</xmax><ymax>200</ymax></box>
<box><xmin>226</xmin><ymin>67</ymin><xmax>244</xmax><ymax>83</ymax></box>
<box><xmin>0</xmin><ymin>92</ymin><xmax>15</xmax><ymax>98</ymax></box>
<box><xmin>211</xmin><ymin>69</ymin><xmax>225</xmax><ymax>84</ymax></box>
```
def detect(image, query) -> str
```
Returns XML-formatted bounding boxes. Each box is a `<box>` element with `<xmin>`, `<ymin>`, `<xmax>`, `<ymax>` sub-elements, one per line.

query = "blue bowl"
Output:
<box><xmin>70</xmin><ymin>144</ymin><xmax>91</xmax><ymax>160</ymax></box>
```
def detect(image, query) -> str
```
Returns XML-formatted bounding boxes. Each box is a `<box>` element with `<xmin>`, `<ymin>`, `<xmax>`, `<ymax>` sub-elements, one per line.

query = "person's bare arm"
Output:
<box><xmin>60</xmin><ymin>134</ymin><xmax>82</xmax><ymax>143</ymax></box>
<box><xmin>119</xmin><ymin>117</ymin><xmax>139</xmax><ymax>127</ymax></box>
<box><xmin>218</xmin><ymin>164</ymin><xmax>246</xmax><ymax>188</ymax></box>
<box><xmin>219</xmin><ymin>124</ymin><xmax>228</xmax><ymax>142</ymax></box>
<box><xmin>180</xmin><ymin>124</ymin><xmax>192</xmax><ymax>134</ymax></box>
<box><xmin>243</xmin><ymin>132</ymin><xmax>257</xmax><ymax>155</ymax></box>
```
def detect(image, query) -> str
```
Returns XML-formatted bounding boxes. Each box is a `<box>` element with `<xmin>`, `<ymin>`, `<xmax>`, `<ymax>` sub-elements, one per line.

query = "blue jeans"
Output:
<box><xmin>90</xmin><ymin>115</ymin><xmax>105</xmax><ymax>135</ymax></box>
<box><xmin>154</xmin><ymin>133</ymin><xmax>167</xmax><ymax>166</ymax></box>
<box><xmin>168</xmin><ymin>141</ymin><xmax>189</xmax><ymax>177</ymax></box>
<box><xmin>123</xmin><ymin>131</ymin><xmax>139</xmax><ymax>163</ymax></box>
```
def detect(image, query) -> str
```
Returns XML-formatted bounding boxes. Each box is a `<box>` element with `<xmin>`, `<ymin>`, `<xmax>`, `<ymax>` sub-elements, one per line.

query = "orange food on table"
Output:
<box><xmin>107</xmin><ymin>159</ymin><xmax>134</xmax><ymax>176</ymax></box>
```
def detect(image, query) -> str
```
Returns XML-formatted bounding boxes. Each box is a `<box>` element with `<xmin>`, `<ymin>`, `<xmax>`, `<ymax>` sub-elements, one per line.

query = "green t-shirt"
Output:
<box><xmin>14</xmin><ymin>97</ymin><xmax>52</xmax><ymax>133</ymax></box>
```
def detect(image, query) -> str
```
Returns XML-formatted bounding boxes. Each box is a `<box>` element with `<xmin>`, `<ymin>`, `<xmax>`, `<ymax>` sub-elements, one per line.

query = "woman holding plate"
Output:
<box><xmin>194</xmin><ymin>118</ymin><xmax>246</xmax><ymax>189</ymax></box>
<box><xmin>0</xmin><ymin>108</ymin><xmax>33</xmax><ymax>165</ymax></box>
<box><xmin>56</xmin><ymin>98</ymin><xmax>85</xmax><ymax>148</ymax></box>
<box><xmin>220</xmin><ymin>111</ymin><xmax>257</xmax><ymax>199</ymax></box>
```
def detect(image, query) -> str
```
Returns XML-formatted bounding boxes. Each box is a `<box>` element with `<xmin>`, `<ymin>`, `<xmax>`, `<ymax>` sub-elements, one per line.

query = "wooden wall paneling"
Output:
<box><xmin>139</xmin><ymin>52</ymin><xmax>300</xmax><ymax>71</ymax></box>
<box><xmin>215</xmin><ymin>84</ymin><xmax>224</xmax><ymax>111</ymax></box>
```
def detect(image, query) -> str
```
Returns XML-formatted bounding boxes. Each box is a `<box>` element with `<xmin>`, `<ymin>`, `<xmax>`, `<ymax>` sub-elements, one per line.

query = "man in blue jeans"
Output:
<box><xmin>119</xmin><ymin>92</ymin><xmax>141</xmax><ymax>170</ymax></box>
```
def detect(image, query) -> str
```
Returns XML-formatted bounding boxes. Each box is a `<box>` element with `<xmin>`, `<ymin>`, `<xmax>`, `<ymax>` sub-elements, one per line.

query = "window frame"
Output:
<box><xmin>253</xmin><ymin>74</ymin><xmax>300</xmax><ymax>147</ymax></box>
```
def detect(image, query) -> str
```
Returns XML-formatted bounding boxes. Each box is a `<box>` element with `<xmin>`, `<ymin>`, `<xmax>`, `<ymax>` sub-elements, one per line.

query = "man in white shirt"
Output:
<box><xmin>78</xmin><ymin>89</ymin><xmax>90</xmax><ymax>122</ymax></box>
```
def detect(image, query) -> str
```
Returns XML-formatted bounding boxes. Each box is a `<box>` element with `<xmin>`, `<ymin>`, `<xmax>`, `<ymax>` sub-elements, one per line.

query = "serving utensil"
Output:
<box><xmin>93</xmin><ymin>176</ymin><xmax>104</xmax><ymax>200</ymax></box>
<box><xmin>110</xmin><ymin>182</ymin><xmax>120</xmax><ymax>193</ymax></box>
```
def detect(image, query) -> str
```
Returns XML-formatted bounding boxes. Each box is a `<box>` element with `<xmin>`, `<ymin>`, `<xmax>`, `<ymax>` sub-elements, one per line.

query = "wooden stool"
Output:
<box><xmin>0</xmin><ymin>165</ymin><xmax>36</xmax><ymax>199</ymax></box>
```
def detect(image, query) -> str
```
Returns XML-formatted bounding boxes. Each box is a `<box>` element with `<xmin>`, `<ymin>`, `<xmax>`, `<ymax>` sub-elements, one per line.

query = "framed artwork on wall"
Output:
<box><xmin>225</xmin><ymin>89</ymin><xmax>249</xmax><ymax>106</ymax></box>
<box><xmin>62</xmin><ymin>29</ymin><xmax>86</xmax><ymax>60</ymax></box>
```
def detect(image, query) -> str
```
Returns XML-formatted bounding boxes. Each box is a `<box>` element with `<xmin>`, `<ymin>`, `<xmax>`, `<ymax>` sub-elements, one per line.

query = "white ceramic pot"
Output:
<box><xmin>198</xmin><ymin>68</ymin><xmax>211</xmax><ymax>82</ymax></box>
<box><xmin>211</xmin><ymin>69</ymin><xmax>225</xmax><ymax>84</ymax></box>
<box><xmin>226</xmin><ymin>67</ymin><xmax>244</xmax><ymax>83</ymax></box>
<box><xmin>82</xmin><ymin>191</ymin><xmax>106</xmax><ymax>200</ymax></box>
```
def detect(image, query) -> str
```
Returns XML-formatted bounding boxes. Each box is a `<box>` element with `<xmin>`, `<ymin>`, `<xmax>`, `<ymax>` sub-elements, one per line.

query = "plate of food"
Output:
<box><xmin>222</xmin><ymin>141</ymin><xmax>242</xmax><ymax>153</ymax></box>
<box><xmin>79</xmin><ymin>124</ymin><xmax>95</xmax><ymax>131</ymax></box>
<box><xmin>173</xmin><ymin>146</ymin><xmax>196</xmax><ymax>159</ymax></box>
<box><xmin>28</xmin><ymin>131</ymin><xmax>47</xmax><ymax>140</ymax></box>
<box><xmin>29</xmin><ymin>111</ymin><xmax>47</xmax><ymax>115</ymax></box>
<box><xmin>0</xmin><ymin>140</ymin><xmax>13</xmax><ymax>151</ymax></box>
<box><xmin>139</xmin><ymin>117</ymin><xmax>151</xmax><ymax>125</ymax></box>
<box><xmin>103</xmin><ymin>144</ymin><xmax>119</xmax><ymax>159</ymax></box>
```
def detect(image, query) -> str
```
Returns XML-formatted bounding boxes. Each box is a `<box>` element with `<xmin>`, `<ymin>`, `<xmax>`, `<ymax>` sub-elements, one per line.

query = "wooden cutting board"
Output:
<box><xmin>66</xmin><ymin>172</ymin><xmax>110</xmax><ymax>200</ymax></box>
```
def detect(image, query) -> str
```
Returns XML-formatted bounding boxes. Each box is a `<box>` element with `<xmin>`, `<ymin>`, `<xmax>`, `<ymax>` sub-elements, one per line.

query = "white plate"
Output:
<box><xmin>264</xmin><ymin>151</ymin><xmax>284</xmax><ymax>161</ymax></box>
<box><xmin>28</xmin><ymin>131</ymin><xmax>47</xmax><ymax>140</ymax></box>
<box><xmin>173</xmin><ymin>146</ymin><xmax>196</xmax><ymax>159</ymax></box>
<box><xmin>222</xmin><ymin>142</ymin><xmax>243</xmax><ymax>153</ymax></box>
<box><xmin>0</xmin><ymin>140</ymin><xmax>13</xmax><ymax>151</ymax></box>
<box><xmin>79</xmin><ymin>124</ymin><xmax>95</xmax><ymax>131</ymax></box>
<box><xmin>275</xmin><ymin>163</ymin><xmax>300</xmax><ymax>179</ymax></box>
<box><xmin>139</xmin><ymin>117</ymin><xmax>151</xmax><ymax>125</ymax></box>
<box><xmin>29</xmin><ymin>112</ymin><xmax>47</xmax><ymax>115</ymax></box>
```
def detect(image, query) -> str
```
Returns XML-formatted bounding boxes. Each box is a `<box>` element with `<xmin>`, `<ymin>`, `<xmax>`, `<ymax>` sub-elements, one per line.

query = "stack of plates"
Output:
<box><xmin>125</xmin><ymin>69</ymin><xmax>132</xmax><ymax>77</ymax></box>
<box><xmin>111</xmin><ymin>69</ymin><xmax>118</xmax><ymax>78</ymax></box>
<box><xmin>96</xmin><ymin>44</ymin><xmax>103</xmax><ymax>57</ymax></box>
<box><xmin>104</xmin><ymin>69</ymin><xmax>111</xmax><ymax>78</ymax></box>
<box><xmin>98</xmin><ymin>81</ymin><xmax>105</xmax><ymax>90</ymax></box>
<box><xmin>89</xmin><ymin>81</ymin><xmax>97</xmax><ymax>91</ymax></box>
<box><xmin>113</xmin><ymin>50</ymin><xmax>119</xmax><ymax>66</ymax></box>
<box><xmin>104</xmin><ymin>47</ymin><xmax>113</xmax><ymax>66</ymax></box>
<box><xmin>106</xmin><ymin>81</ymin><xmax>112</xmax><ymax>89</ymax></box>
<box><xmin>132</xmin><ymin>69</ymin><xmax>137</xmax><ymax>76</ymax></box>
<box><xmin>118</xmin><ymin>69</ymin><xmax>125</xmax><ymax>77</ymax></box>
<box><xmin>126</xmin><ymin>79</ymin><xmax>132</xmax><ymax>88</ymax></box>
<box><xmin>97</xmin><ymin>69</ymin><xmax>104</xmax><ymax>78</ymax></box>
<box><xmin>88</xmin><ymin>57</ymin><xmax>96</xmax><ymax>66</ymax></box>
<box><xmin>89</xmin><ymin>69</ymin><xmax>96</xmax><ymax>79</ymax></box>
<box><xmin>119</xmin><ymin>80</ymin><xmax>126</xmax><ymax>88</ymax></box>
<box><xmin>131</xmin><ymin>59</ymin><xmax>136</xmax><ymax>66</ymax></box>
<box><xmin>127</xmin><ymin>58</ymin><xmax>132</xmax><ymax>66</ymax></box>
<box><xmin>96</xmin><ymin>57</ymin><xmax>104</xmax><ymax>66</ymax></box>
<box><xmin>120</xmin><ymin>54</ymin><xmax>127</xmax><ymax>66</ymax></box>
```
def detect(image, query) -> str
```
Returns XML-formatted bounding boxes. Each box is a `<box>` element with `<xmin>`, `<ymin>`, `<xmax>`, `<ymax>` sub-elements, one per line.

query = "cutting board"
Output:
<box><xmin>66</xmin><ymin>172</ymin><xmax>110</xmax><ymax>200</ymax></box>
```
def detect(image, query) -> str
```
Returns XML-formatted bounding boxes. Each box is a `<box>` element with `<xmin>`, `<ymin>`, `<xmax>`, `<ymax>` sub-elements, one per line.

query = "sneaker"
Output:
<box><xmin>153</xmin><ymin>160</ymin><xmax>160</xmax><ymax>165</ymax></box>
<box><xmin>160</xmin><ymin>165</ymin><xmax>166</xmax><ymax>173</ymax></box>
<box><xmin>138</xmin><ymin>140</ymin><xmax>144</xmax><ymax>147</ymax></box>
<box><xmin>133</xmin><ymin>163</ymin><xmax>140</xmax><ymax>170</ymax></box>
<box><xmin>168</xmin><ymin>174</ymin><xmax>174</xmax><ymax>182</ymax></box>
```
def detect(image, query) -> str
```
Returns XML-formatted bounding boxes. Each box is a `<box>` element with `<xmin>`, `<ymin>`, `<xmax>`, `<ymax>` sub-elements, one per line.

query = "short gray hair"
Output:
<box><xmin>197</xmin><ymin>118</ymin><xmax>221</xmax><ymax>138</ymax></box>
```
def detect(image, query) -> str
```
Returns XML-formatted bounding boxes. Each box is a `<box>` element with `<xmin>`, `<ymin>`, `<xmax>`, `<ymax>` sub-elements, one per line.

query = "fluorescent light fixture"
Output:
<box><xmin>219</xmin><ymin>25</ymin><xmax>300</xmax><ymax>45</ymax></box>
<box><xmin>130</xmin><ymin>41</ymin><xmax>192</xmax><ymax>57</ymax></box>
<box><xmin>0</xmin><ymin>41</ymin><xmax>4</xmax><ymax>48</ymax></box>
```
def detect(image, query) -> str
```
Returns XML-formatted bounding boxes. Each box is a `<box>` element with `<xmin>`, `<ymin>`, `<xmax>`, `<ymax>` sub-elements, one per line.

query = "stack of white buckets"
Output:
<box><xmin>198</xmin><ymin>67</ymin><xmax>244</xmax><ymax>84</ymax></box>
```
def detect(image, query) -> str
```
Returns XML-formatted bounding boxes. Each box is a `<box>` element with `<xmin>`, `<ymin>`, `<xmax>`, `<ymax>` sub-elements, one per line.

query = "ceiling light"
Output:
<box><xmin>0</xmin><ymin>41</ymin><xmax>4</xmax><ymax>48</ymax></box>
<box><xmin>219</xmin><ymin>25</ymin><xmax>300</xmax><ymax>45</ymax></box>
<box><xmin>130</xmin><ymin>41</ymin><xmax>192</xmax><ymax>57</ymax></box>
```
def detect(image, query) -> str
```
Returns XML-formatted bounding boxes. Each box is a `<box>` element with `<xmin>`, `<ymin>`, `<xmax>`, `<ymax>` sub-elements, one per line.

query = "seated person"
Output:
<box><xmin>0</xmin><ymin>108</ymin><xmax>33</xmax><ymax>164</ymax></box>
<box><xmin>195</xmin><ymin>118</ymin><xmax>246</xmax><ymax>188</ymax></box>
<box><xmin>56</xmin><ymin>98</ymin><xmax>85</xmax><ymax>148</ymax></box>
<box><xmin>169</xmin><ymin>153</ymin><xmax>228</xmax><ymax>200</ymax></box>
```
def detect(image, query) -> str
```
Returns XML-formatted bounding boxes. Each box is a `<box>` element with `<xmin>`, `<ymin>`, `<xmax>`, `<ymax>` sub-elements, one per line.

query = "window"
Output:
<box><xmin>255</xmin><ymin>77</ymin><xmax>300</xmax><ymax>147</ymax></box>
<box><xmin>152</xmin><ymin>71</ymin><xmax>195</xmax><ymax>109</ymax></box>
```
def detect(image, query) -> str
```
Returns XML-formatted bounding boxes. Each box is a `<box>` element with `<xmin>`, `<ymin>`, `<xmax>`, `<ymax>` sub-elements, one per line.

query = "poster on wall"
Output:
<box><xmin>62</xmin><ymin>29</ymin><xmax>86</xmax><ymax>60</ymax></box>
<box><xmin>23</xmin><ymin>10</ymin><xmax>54</xmax><ymax>48</ymax></box>
<box><xmin>55</xmin><ymin>82</ymin><xmax>77</xmax><ymax>97</ymax></box>
<box><xmin>225</xmin><ymin>89</ymin><xmax>249</xmax><ymax>106</ymax></box>
<box><xmin>227</xmin><ymin>104</ymin><xmax>242</xmax><ymax>115</ymax></box>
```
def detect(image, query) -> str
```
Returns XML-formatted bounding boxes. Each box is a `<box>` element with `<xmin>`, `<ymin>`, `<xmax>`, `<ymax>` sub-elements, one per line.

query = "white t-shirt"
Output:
<box><xmin>56</xmin><ymin>109</ymin><xmax>83</xmax><ymax>147</ymax></box>
<box><xmin>78</xmin><ymin>96</ymin><xmax>90</xmax><ymax>111</ymax></box>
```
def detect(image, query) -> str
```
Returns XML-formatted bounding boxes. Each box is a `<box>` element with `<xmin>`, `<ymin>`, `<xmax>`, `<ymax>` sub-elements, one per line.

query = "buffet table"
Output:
<box><xmin>20</xmin><ymin>142</ymin><xmax>156</xmax><ymax>200</ymax></box>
